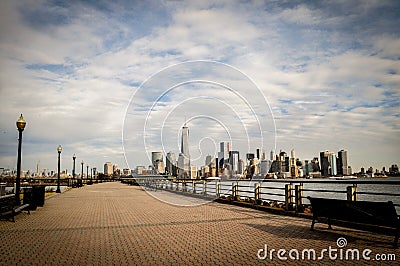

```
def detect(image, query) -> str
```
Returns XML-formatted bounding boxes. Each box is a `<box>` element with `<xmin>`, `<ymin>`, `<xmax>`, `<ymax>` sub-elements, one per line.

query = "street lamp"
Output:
<box><xmin>72</xmin><ymin>154</ymin><xmax>76</xmax><ymax>179</ymax></box>
<box><xmin>56</xmin><ymin>145</ymin><xmax>62</xmax><ymax>193</ymax></box>
<box><xmin>15</xmin><ymin>114</ymin><xmax>26</xmax><ymax>203</ymax></box>
<box><xmin>86</xmin><ymin>165</ymin><xmax>89</xmax><ymax>180</ymax></box>
<box><xmin>81</xmin><ymin>160</ymin><xmax>84</xmax><ymax>179</ymax></box>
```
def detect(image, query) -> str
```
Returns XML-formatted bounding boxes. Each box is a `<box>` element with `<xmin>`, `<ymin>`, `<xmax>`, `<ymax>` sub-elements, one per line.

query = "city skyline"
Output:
<box><xmin>0</xmin><ymin>1</ymin><xmax>399</xmax><ymax>172</ymax></box>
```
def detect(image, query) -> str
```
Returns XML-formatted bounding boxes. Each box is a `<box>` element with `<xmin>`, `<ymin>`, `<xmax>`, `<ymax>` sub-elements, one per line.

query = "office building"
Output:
<box><xmin>337</xmin><ymin>150</ymin><xmax>349</xmax><ymax>175</ymax></box>
<box><xmin>270</xmin><ymin>150</ymin><xmax>275</xmax><ymax>161</ymax></box>
<box><xmin>205</xmin><ymin>155</ymin><xmax>213</xmax><ymax>166</ymax></box>
<box><xmin>178</xmin><ymin>123</ymin><xmax>190</xmax><ymax>178</ymax></box>
<box><xmin>229</xmin><ymin>151</ymin><xmax>240</xmax><ymax>174</ymax></box>
<box><xmin>152</xmin><ymin>152</ymin><xmax>163</xmax><ymax>167</ymax></box>
<box><xmin>166</xmin><ymin>151</ymin><xmax>176</xmax><ymax>175</ymax></box>
<box><xmin>104</xmin><ymin>162</ymin><xmax>112</xmax><ymax>176</ymax></box>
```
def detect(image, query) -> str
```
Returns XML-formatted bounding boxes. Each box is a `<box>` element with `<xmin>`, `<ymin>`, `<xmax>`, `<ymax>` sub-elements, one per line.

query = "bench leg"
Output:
<box><xmin>328</xmin><ymin>217</ymin><xmax>332</xmax><ymax>230</ymax></box>
<box><xmin>394</xmin><ymin>230</ymin><xmax>399</xmax><ymax>249</ymax></box>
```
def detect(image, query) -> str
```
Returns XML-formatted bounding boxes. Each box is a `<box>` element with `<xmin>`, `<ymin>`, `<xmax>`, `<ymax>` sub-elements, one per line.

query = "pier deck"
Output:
<box><xmin>0</xmin><ymin>182</ymin><xmax>398</xmax><ymax>265</ymax></box>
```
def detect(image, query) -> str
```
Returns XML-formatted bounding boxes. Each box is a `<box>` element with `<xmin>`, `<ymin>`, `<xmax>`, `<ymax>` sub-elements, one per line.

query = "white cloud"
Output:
<box><xmin>0</xmin><ymin>0</ymin><xmax>399</xmax><ymax>172</ymax></box>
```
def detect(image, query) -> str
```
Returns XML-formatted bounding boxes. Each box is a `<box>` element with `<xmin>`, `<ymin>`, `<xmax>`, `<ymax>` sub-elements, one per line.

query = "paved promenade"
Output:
<box><xmin>1</xmin><ymin>182</ymin><xmax>398</xmax><ymax>265</ymax></box>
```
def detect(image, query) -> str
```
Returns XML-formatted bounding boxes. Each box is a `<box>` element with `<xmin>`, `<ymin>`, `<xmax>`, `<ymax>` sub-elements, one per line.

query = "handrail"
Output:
<box><xmin>130</xmin><ymin>176</ymin><xmax>400</xmax><ymax>213</ymax></box>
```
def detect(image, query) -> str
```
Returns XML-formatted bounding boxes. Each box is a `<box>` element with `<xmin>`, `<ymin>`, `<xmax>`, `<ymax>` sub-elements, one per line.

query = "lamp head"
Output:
<box><xmin>16</xmin><ymin>114</ymin><xmax>26</xmax><ymax>131</ymax></box>
<box><xmin>57</xmin><ymin>145</ymin><xmax>62</xmax><ymax>153</ymax></box>
<box><xmin>73</xmin><ymin>154</ymin><xmax>76</xmax><ymax>159</ymax></box>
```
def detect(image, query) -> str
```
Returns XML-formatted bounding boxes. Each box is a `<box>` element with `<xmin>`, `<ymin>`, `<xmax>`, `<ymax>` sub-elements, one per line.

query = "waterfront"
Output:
<box><xmin>1</xmin><ymin>182</ymin><xmax>398</xmax><ymax>265</ymax></box>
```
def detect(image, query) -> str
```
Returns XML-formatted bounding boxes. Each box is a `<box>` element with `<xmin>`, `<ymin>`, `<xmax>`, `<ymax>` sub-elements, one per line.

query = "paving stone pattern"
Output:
<box><xmin>0</xmin><ymin>182</ymin><xmax>398</xmax><ymax>265</ymax></box>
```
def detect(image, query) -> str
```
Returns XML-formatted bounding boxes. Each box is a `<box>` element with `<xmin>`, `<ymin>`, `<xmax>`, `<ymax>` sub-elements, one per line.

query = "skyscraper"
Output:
<box><xmin>151</xmin><ymin>152</ymin><xmax>163</xmax><ymax>167</ymax></box>
<box><xmin>104</xmin><ymin>162</ymin><xmax>112</xmax><ymax>176</ymax></box>
<box><xmin>337</xmin><ymin>150</ymin><xmax>348</xmax><ymax>175</ymax></box>
<box><xmin>320</xmin><ymin>151</ymin><xmax>330</xmax><ymax>176</ymax></box>
<box><xmin>229</xmin><ymin>151</ymin><xmax>240</xmax><ymax>174</ymax></box>
<box><xmin>181</xmin><ymin>123</ymin><xmax>190</xmax><ymax>159</ymax></box>
<box><xmin>330</xmin><ymin>153</ymin><xmax>337</xmax><ymax>176</ymax></box>
<box><xmin>220</xmin><ymin>142</ymin><xmax>229</xmax><ymax>164</ymax></box>
<box><xmin>178</xmin><ymin>123</ymin><xmax>190</xmax><ymax>178</ymax></box>
<box><xmin>320</xmin><ymin>150</ymin><xmax>336</xmax><ymax>176</ymax></box>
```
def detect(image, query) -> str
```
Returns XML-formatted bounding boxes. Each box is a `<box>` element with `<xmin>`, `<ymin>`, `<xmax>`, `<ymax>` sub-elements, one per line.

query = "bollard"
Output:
<box><xmin>295</xmin><ymin>185</ymin><xmax>303</xmax><ymax>212</ymax></box>
<box><xmin>347</xmin><ymin>185</ymin><xmax>358</xmax><ymax>201</ymax></box>
<box><xmin>216</xmin><ymin>181</ymin><xmax>220</xmax><ymax>198</ymax></box>
<box><xmin>254</xmin><ymin>183</ymin><xmax>260</xmax><ymax>201</ymax></box>
<box><xmin>285</xmin><ymin>184</ymin><xmax>293</xmax><ymax>210</ymax></box>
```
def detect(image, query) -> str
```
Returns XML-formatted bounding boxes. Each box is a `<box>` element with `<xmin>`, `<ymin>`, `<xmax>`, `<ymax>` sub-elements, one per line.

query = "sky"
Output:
<box><xmin>0</xmin><ymin>0</ymin><xmax>399</xmax><ymax>174</ymax></box>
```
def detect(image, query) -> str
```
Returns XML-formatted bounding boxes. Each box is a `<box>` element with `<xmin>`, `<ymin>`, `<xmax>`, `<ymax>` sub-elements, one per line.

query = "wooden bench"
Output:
<box><xmin>308</xmin><ymin>196</ymin><xmax>399</xmax><ymax>248</ymax></box>
<box><xmin>0</xmin><ymin>194</ymin><xmax>30</xmax><ymax>222</ymax></box>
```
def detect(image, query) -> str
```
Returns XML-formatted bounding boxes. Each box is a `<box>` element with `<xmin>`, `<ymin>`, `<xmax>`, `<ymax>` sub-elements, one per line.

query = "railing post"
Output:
<box><xmin>347</xmin><ymin>185</ymin><xmax>358</xmax><ymax>201</ymax></box>
<box><xmin>232</xmin><ymin>182</ymin><xmax>238</xmax><ymax>200</ymax></box>
<box><xmin>203</xmin><ymin>180</ymin><xmax>207</xmax><ymax>195</ymax></box>
<box><xmin>192</xmin><ymin>181</ymin><xmax>196</xmax><ymax>194</ymax></box>
<box><xmin>254</xmin><ymin>183</ymin><xmax>260</xmax><ymax>201</ymax></box>
<box><xmin>183</xmin><ymin>181</ymin><xmax>187</xmax><ymax>192</ymax></box>
<box><xmin>216</xmin><ymin>181</ymin><xmax>220</xmax><ymax>198</ymax></box>
<box><xmin>295</xmin><ymin>185</ymin><xmax>303</xmax><ymax>212</ymax></box>
<box><xmin>285</xmin><ymin>184</ymin><xmax>293</xmax><ymax>210</ymax></box>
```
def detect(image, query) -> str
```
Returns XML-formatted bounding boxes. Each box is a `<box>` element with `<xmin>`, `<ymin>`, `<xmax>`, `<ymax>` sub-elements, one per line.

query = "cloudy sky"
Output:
<box><xmin>0</xmin><ymin>0</ymin><xmax>399</xmax><ymax>174</ymax></box>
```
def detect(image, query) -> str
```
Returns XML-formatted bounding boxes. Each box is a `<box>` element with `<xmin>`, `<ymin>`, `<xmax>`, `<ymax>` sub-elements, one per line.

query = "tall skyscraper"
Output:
<box><xmin>229</xmin><ymin>151</ymin><xmax>240</xmax><ymax>174</ymax></box>
<box><xmin>320</xmin><ymin>151</ymin><xmax>330</xmax><ymax>176</ymax></box>
<box><xmin>220</xmin><ymin>142</ymin><xmax>229</xmax><ymax>163</ymax></box>
<box><xmin>320</xmin><ymin>150</ymin><xmax>336</xmax><ymax>176</ymax></box>
<box><xmin>178</xmin><ymin>123</ymin><xmax>190</xmax><ymax>178</ymax></box>
<box><xmin>181</xmin><ymin>123</ymin><xmax>190</xmax><ymax>159</ymax></box>
<box><xmin>104</xmin><ymin>162</ymin><xmax>112</xmax><ymax>176</ymax></box>
<box><xmin>337</xmin><ymin>150</ymin><xmax>348</xmax><ymax>175</ymax></box>
<box><xmin>330</xmin><ymin>153</ymin><xmax>337</xmax><ymax>176</ymax></box>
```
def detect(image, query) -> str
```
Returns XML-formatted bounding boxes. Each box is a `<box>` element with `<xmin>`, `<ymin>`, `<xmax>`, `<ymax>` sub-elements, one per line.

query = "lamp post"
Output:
<box><xmin>72</xmin><ymin>154</ymin><xmax>76</xmax><ymax>179</ymax></box>
<box><xmin>86</xmin><ymin>165</ymin><xmax>89</xmax><ymax>180</ymax></box>
<box><xmin>15</xmin><ymin>114</ymin><xmax>26</xmax><ymax>203</ymax></box>
<box><xmin>81</xmin><ymin>160</ymin><xmax>84</xmax><ymax>179</ymax></box>
<box><xmin>56</xmin><ymin>145</ymin><xmax>62</xmax><ymax>193</ymax></box>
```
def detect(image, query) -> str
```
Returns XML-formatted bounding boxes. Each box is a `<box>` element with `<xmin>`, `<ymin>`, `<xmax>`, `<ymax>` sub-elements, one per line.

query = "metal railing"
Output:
<box><xmin>128</xmin><ymin>176</ymin><xmax>400</xmax><ymax>213</ymax></box>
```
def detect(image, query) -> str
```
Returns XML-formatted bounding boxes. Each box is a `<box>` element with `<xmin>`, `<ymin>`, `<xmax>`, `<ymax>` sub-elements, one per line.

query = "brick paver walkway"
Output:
<box><xmin>0</xmin><ymin>182</ymin><xmax>398</xmax><ymax>265</ymax></box>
